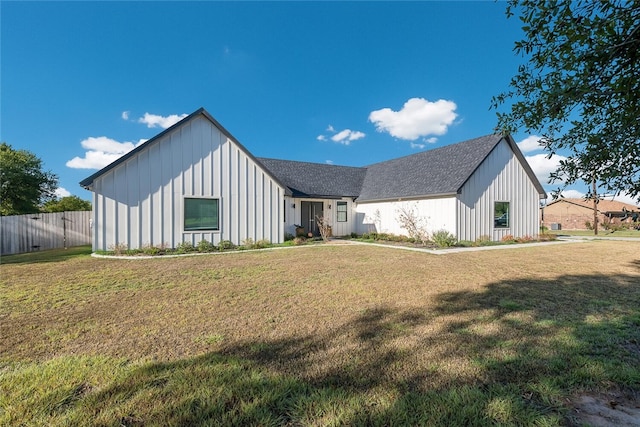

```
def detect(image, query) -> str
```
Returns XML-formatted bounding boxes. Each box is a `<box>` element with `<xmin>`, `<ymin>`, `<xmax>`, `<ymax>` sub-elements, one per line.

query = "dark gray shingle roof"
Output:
<box><xmin>357</xmin><ymin>134</ymin><xmax>504</xmax><ymax>202</ymax></box>
<box><xmin>257</xmin><ymin>158</ymin><xmax>366</xmax><ymax>198</ymax></box>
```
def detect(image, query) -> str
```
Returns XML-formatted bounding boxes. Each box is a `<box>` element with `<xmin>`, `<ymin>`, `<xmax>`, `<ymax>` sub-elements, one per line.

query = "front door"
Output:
<box><xmin>300</xmin><ymin>201</ymin><xmax>324</xmax><ymax>236</ymax></box>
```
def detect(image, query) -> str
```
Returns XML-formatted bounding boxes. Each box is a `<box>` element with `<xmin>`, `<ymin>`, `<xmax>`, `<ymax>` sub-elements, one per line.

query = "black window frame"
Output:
<box><xmin>336</xmin><ymin>201</ymin><xmax>348</xmax><ymax>222</ymax></box>
<box><xmin>494</xmin><ymin>201</ymin><xmax>510</xmax><ymax>229</ymax></box>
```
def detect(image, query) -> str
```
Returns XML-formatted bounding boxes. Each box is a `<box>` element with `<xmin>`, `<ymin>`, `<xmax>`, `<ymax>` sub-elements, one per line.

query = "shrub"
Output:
<box><xmin>293</xmin><ymin>237</ymin><xmax>306</xmax><ymax>245</ymax></box>
<box><xmin>175</xmin><ymin>241</ymin><xmax>196</xmax><ymax>254</ymax></box>
<box><xmin>197</xmin><ymin>239</ymin><xmax>217</xmax><ymax>252</ymax></box>
<box><xmin>255</xmin><ymin>239</ymin><xmax>271</xmax><ymax>249</ymax></box>
<box><xmin>501</xmin><ymin>234</ymin><xmax>516</xmax><ymax>243</ymax></box>
<box><xmin>538</xmin><ymin>233</ymin><xmax>557</xmax><ymax>241</ymax></box>
<box><xmin>108</xmin><ymin>243</ymin><xmax>128</xmax><ymax>255</ymax></box>
<box><xmin>475</xmin><ymin>235</ymin><xmax>492</xmax><ymax>246</ymax></box>
<box><xmin>284</xmin><ymin>232</ymin><xmax>295</xmax><ymax>241</ymax></box>
<box><xmin>350</xmin><ymin>232</ymin><xmax>358</xmax><ymax>238</ymax></box>
<box><xmin>584</xmin><ymin>221</ymin><xmax>593</xmax><ymax>230</ymax></box>
<box><xmin>431</xmin><ymin>229</ymin><xmax>456</xmax><ymax>248</ymax></box>
<box><xmin>218</xmin><ymin>240</ymin><xmax>235</xmax><ymax>251</ymax></box>
<box><xmin>517</xmin><ymin>234</ymin><xmax>535</xmax><ymax>243</ymax></box>
<box><xmin>141</xmin><ymin>244</ymin><xmax>161</xmax><ymax>255</ymax></box>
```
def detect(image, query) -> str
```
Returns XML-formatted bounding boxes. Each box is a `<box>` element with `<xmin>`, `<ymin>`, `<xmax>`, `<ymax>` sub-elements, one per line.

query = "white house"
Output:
<box><xmin>81</xmin><ymin>108</ymin><xmax>546</xmax><ymax>251</ymax></box>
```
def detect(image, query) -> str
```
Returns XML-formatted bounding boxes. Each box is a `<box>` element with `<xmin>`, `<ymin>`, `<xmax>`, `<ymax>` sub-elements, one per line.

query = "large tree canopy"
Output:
<box><xmin>492</xmin><ymin>0</ymin><xmax>640</xmax><ymax>201</ymax></box>
<box><xmin>0</xmin><ymin>142</ymin><xmax>58</xmax><ymax>215</ymax></box>
<box><xmin>42</xmin><ymin>195</ymin><xmax>91</xmax><ymax>213</ymax></box>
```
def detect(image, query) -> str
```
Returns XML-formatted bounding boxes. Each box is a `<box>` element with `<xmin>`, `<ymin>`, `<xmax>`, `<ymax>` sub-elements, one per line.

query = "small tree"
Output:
<box><xmin>0</xmin><ymin>142</ymin><xmax>58</xmax><ymax>215</ymax></box>
<box><xmin>42</xmin><ymin>195</ymin><xmax>91</xmax><ymax>213</ymax></box>
<box><xmin>315</xmin><ymin>215</ymin><xmax>332</xmax><ymax>242</ymax></box>
<box><xmin>396</xmin><ymin>203</ymin><xmax>429</xmax><ymax>245</ymax></box>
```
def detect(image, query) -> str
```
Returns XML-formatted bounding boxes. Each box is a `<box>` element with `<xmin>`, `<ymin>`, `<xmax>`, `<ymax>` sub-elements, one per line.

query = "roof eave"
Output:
<box><xmin>356</xmin><ymin>192</ymin><xmax>458</xmax><ymax>203</ymax></box>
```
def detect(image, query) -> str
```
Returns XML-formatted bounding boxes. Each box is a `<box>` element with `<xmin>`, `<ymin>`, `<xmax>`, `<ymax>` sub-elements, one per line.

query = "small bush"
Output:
<box><xmin>141</xmin><ymin>244</ymin><xmax>161</xmax><ymax>255</ymax></box>
<box><xmin>350</xmin><ymin>232</ymin><xmax>358</xmax><ymax>238</ymax></box>
<box><xmin>475</xmin><ymin>235</ymin><xmax>492</xmax><ymax>246</ymax></box>
<box><xmin>108</xmin><ymin>243</ymin><xmax>128</xmax><ymax>255</ymax></box>
<box><xmin>255</xmin><ymin>239</ymin><xmax>271</xmax><ymax>249</ymax></box>
<box><xmin>175</xmin><ymin>241</ymin><xmax>196</xmax><ymax>254</ymax></box>
<box><xmin>218</xmin><ymin>240</ymin><xmax>235</xmax><ymax>251</ymax></box>
<box><xmin>284</xmin><ymin>232</ymin><xmax>295</xmax><ymax>241</ymax></box>
<box><xmin>540</xmin><ymin>225</ymin><xmax>549</xmax><ymax>233</ymax></box>
<box><xmin>538</xmin><ymin>233</ymin><xmax>558</xmax><ymax>241</ymax></box>
<box><xmin>293</xmin><ymin>237</ymin><xmax>306</xmax><ymax>245</ymax></box>
<box><xmin>517</xmin><ymin>234</ymin><xmax>535</xmax><ymax>243</ymax></box>
<box><xmin>197</xmin><ymin>240</ymin><xmax>216</xmax><ymax>252</ymax></box>
<box><xmin>584</xmin><ymin>221</ymin><xmax>593</xmax><ymax>230</ymax></box>
<box><xmin>432</xmin><ymin>229</ymin><xmax>456</xmax><ymax>248</ymax></box>
<box><xmin>501</xmin><ymin>234</ymin><xmax>516</xmax><ymax>243</ymax></box>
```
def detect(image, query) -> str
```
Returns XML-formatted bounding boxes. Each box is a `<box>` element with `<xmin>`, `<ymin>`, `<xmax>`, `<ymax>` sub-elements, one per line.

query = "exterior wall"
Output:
<box><xmin>541</xmin><ymin>202</ymin><xmax>595</xmax><ymax>230</ymax></box>
<box><xmin>283</xmin><ymin>197</ymin><xmax>356</xmax><ymax>237</ymax></box>
<box><xmin>457</xmin><ymin>139</ymin><xmax>541</xmax><ymax>241</ymax></box>
<box><xmin>354</xmin><ymin>197</ymin><xmax>457</xmax><ymax>236</ymax></box>
<box><xmin>91</xmin><ymin>116</ymin><xmax>284</xmax><ymax>250</ymax></box>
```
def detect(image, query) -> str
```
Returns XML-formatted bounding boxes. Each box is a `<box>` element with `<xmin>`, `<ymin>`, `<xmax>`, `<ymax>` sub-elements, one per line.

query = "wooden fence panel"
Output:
<box><xmin>0</xmin><ymin>211</ymin><xmax>91</xmax><ymax>255</ymax></box>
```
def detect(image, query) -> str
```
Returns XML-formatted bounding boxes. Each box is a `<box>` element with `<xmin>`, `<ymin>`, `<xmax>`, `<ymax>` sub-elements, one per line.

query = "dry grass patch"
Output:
<box><xmin>1</xmin><ymin>241</ymin><xmax>639</xmax><ymax>425</ymax></box>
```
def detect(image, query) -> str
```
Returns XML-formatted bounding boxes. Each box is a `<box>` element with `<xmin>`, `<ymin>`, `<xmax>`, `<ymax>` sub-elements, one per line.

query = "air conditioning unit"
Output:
<box><xmin>550</xmin><ymin>223</ymin><xmax>561</xmax><ymax>230</ymax></box>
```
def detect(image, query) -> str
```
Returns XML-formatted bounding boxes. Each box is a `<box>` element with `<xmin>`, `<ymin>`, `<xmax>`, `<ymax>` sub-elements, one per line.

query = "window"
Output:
<box><xmin>184</xmin><ymin>198</ymin><xmax>219</xmax><ymax>231</ymax></box>
<box><xmin>494</xmin><ymin>201</ymin><xmax>510</xmax><ymax>228</ymax></box>
<box><xmin>337</xmin><ymin>201</ymin><xmax>347</xmax><ymax>222</ymax></box>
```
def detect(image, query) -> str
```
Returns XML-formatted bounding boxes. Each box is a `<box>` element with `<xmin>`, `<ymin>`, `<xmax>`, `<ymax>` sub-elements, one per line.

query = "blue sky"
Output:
<box><xmin>2</xmin><ymin>1</ymin><xmax>629</xmax><ymax>204</ymax></box>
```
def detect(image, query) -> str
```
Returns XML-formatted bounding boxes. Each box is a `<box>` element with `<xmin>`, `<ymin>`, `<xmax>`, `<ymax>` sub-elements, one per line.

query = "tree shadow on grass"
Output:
<box><xmin>62</xmin><ymin>272</ymin><xmax>640</xmax><ymax>426</ymax></box>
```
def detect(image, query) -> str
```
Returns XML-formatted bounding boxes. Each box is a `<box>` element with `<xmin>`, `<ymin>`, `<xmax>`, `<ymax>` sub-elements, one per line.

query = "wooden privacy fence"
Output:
<box><xmin>1</xmin><ymin>211</ymin><xmax>91</xmax><ymax>255</ymax></box>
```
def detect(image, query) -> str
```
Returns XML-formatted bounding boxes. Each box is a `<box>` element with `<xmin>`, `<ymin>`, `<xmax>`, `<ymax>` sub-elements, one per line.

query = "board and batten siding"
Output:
<box><xmin>91</xmin><ymin>116</ymin><xmax>283</xmax><ymax>251</ymax></box>
<box><xmin>456</xmin><ymin>139</ymin><xmax>541</xmax><ymax>241</ymax></box>
<box><xmin>355</xmin><ymin>198</ymin><xmax>457</xmax><ymax>236</ymax></box>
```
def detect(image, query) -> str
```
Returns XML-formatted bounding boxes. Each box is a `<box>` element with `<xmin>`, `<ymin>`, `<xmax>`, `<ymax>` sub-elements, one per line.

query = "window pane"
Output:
<box><xmin>185</xmin><ymin>198</ymin><xmax>219</xmax><ymax>231</ymax></box>
<box><xmin>337</xmin><ymin>201</ymin><xmax>347</xmax><ymax>222</ymax></box>
<box><xmin>494</xmin><ymin>201</ymin><xmax>509</xmax><ymax>228</ymax></box>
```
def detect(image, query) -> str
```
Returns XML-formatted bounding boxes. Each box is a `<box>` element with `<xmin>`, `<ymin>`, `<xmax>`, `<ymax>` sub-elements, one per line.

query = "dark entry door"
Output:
<box><xmin>300</xmin><ymin>201</ymin><xmax>324</xmax><ymax>236</ymax></box>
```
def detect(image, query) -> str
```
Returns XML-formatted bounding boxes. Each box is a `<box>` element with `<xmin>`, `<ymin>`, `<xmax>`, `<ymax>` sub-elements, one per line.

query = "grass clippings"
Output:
<box><xmin>1</xmin><ymin>241</ymin><xmax>639</xmax><ymax>425</ymax></box>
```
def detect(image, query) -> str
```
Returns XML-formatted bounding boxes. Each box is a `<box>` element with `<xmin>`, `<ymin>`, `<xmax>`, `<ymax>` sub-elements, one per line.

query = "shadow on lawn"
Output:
<box><xmin>74</xmin><ymin>272</ymin><xmax>640</xmax><ymax>426</ymax></box>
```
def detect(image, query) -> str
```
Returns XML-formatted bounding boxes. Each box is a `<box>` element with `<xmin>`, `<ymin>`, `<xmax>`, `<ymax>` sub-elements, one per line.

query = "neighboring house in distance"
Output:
<box><xmin>80</xmin><ymin>108</ymin><xmax>547</xmax><ymax>251</ymax></box>
<box><xmin>542</xmin><ymin>198</ymin><xmax>640</xmax><ymax>230</ymax></box>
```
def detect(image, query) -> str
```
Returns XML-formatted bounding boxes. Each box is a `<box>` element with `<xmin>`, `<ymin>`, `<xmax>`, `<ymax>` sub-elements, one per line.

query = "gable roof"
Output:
<box><xmin>546</xmin><ymin>198</ymin><xmax>640</xmax><ymax>213</ymax></box>
<box><xmin>79</xmin><ymin>108</ymin><xmax>290</xmax><ymax>194</ymax></box>
<box><xmin>357</xmin><ymin>134</ymin><xmax>546</xmax><ymax>202</ymax></box>
<box><xmin>80</xmin><ymin>108</ymin><xmax>546</xmax><ymax>203</ymax></box>
<box><xmin>257</xmin><ymin>158</ymin><xmax>366</xmax><ymax>199</ymax></box>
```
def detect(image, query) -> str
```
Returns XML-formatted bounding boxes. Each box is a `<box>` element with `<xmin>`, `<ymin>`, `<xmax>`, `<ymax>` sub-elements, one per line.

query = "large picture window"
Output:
<box><xmin>184</xmin><ymin>198</ymin><xmax>219</xmax><ymax>231</ymax></box>
<box><xmin>494</xmin><ymin>201</ymin><xmax>510</xmax><ymax>228</ymax></box>
<box><xmin>337</xmin><ymin>201</ymin><xmax>347</xmax><ymax>222</ymax></box>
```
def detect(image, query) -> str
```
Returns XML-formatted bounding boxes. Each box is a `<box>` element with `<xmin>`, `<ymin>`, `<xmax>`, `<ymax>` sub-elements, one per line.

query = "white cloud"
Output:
<box><xmin>517</xmin><ymin>135</ymin><xmax>543</xmax><ymax>153</ymax></box>
<box><xmin>55</xmin><ymin>187</ymin><xmax>71</xmax><ymax>198</ymax></box>
<box><xmin>66</xmin><ymin>136</ymin><xmax>146</xmax><ymax>170</ymax></box>
<box><xmin>325</xmin><ymin>160</ymin><xmax>334</xmax><ymax>165</ymax></box>
<box><xmin>121</xmin><ymin>111</ymin><xmax>130</xmax><ymax>120</ymax></box>
<box><xmin>369</xmin><ymin>98</ymin><xmax>458</xmax><ymax>141</ymax></box>
<box><xmin>525</xmin><ymin>153</ymin><xmax>567</xmax><ymax>185</ymax></box>
<box><xmin>410</xmin><ymin>142</ymin><xmax>426</xmax><ymax>149</ymax></box>
<box><xmin>317</xmin><ymin>135</ymin><xmax>327</xmax><ymax>141</ymax></box>
<box><xmin>329</xmin><ymin>129</ymin><xmax>366</xmax><ymax>145</ymax></box>
<box><xmin>425</xmin><ymin>137</ymin><xmax>438</xmax><ymax>144</ymax></box>
<box><xmin>326</xmin><ymin>125</ymin><xmax>335</xmax><ymax>132</ymax></box>
<box><xmin>138</xmin><ymin>112</ymin><xmax>187</xmax><ymax>129</ymax></box>
<box><xmin>606</xmin><ymin>191</ymin><xmax>640</xmax><ymax>206</ymax></box>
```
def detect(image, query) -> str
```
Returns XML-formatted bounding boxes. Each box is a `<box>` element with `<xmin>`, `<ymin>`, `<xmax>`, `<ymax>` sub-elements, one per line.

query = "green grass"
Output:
<box><xmin>1</xmin><ymin>241</ymin><xmax>639</xmax><ymax>425</ymax></box>
<box><xmin>1</xmin><ymin>245</ymin><xmax>92</xmax><ymax>265</ymax></box>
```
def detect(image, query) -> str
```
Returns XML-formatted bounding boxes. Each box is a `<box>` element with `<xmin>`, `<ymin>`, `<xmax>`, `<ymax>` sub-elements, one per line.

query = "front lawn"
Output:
<box><xmin>1</xmin><ymin>241</ymin><xmax>639</xmax><ymax>425</ymax></box>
